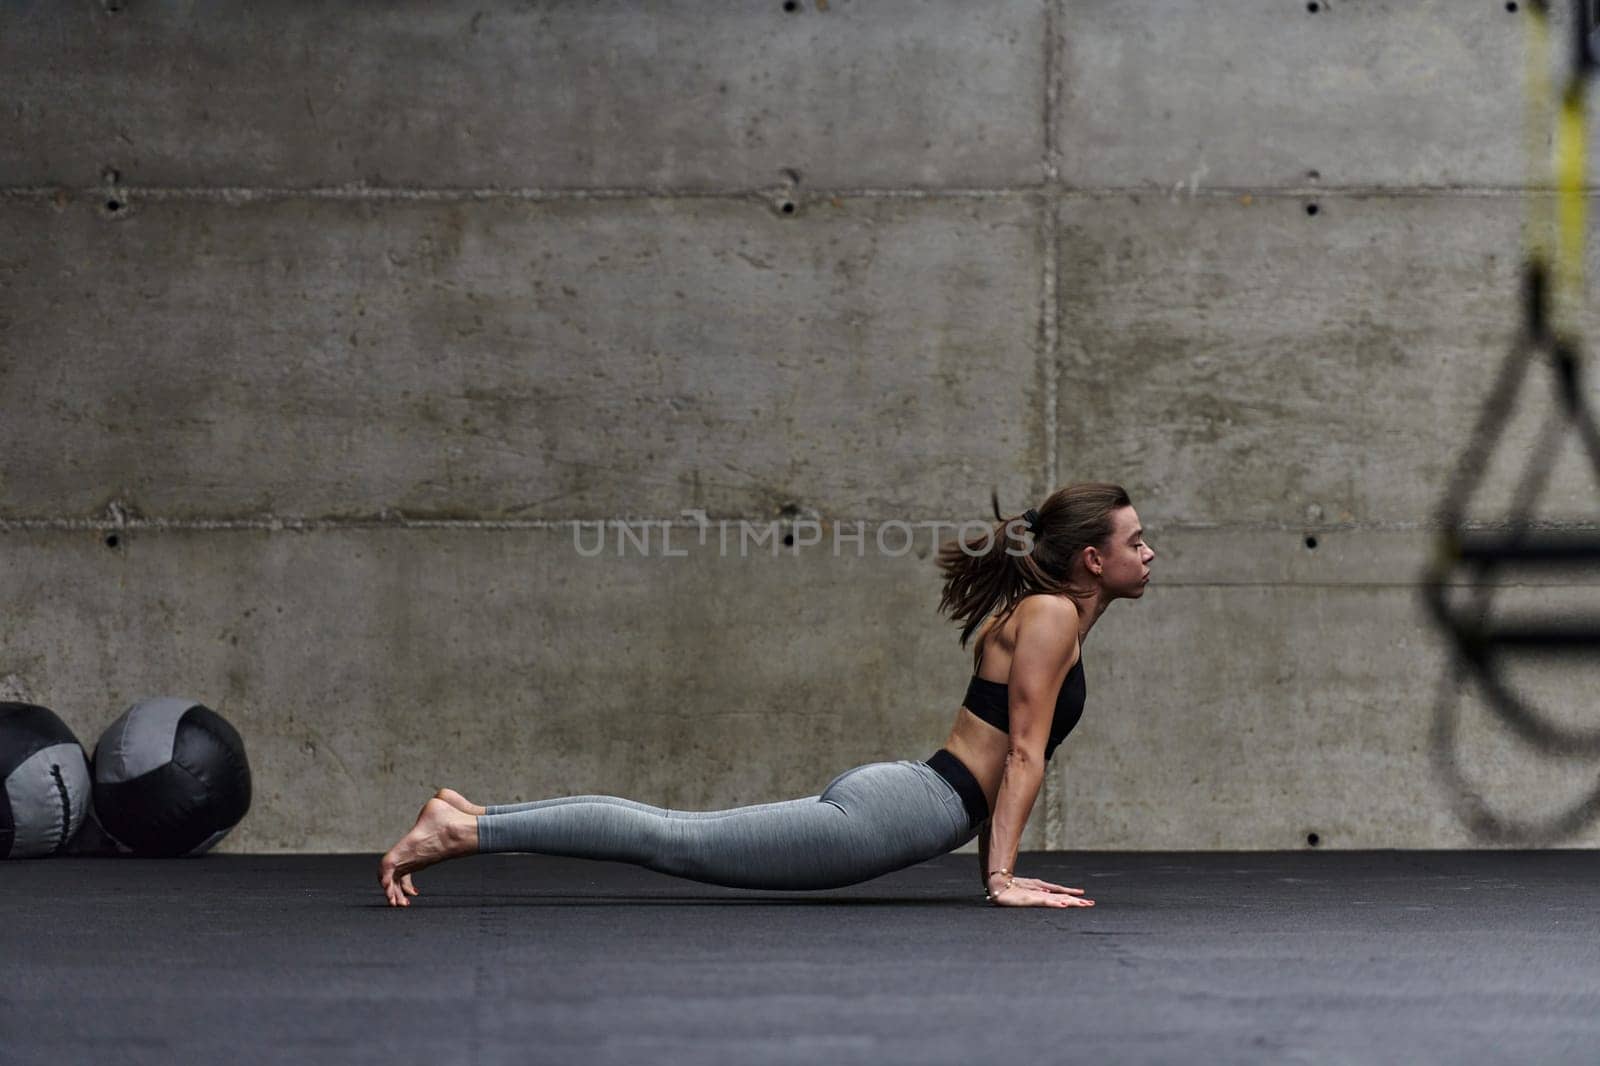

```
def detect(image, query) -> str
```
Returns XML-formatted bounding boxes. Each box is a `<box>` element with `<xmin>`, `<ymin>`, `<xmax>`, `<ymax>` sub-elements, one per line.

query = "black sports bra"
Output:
<box><xmin>962</xmin><ymin>654</ymin><xmax>1086</xmax><ymax>762</ymax></box>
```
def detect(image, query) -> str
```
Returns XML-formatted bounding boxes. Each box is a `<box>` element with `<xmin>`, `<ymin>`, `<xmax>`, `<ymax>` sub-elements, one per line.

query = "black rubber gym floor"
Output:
<box><xmin>2</xmin><ymin>850</ymin><xmax>1597</xmax><ymax>1065</ymax></box>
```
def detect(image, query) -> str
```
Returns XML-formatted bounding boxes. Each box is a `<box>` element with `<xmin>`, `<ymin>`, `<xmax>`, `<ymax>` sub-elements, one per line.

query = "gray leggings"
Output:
<box><xmin>474</xmin><ymin>759</ymin><xmax>981</xmax><ymax>890</ymax></box>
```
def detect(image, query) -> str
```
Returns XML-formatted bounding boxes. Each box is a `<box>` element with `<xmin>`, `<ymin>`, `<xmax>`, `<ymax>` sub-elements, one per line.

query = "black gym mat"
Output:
<box><xmin>2</xmin><ymin>850</ymin><xmax>1597</xmax><ymax>1064</ymax></box>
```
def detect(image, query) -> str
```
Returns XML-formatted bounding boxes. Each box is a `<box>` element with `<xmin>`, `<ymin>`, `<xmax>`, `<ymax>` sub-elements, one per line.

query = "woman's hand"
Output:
<box><xmin>988</xmin><ymin>876</ymin><xmax>1095</xmax><ymax>908</ymax></box>
<box><xmin>1012</xmin><ymin>875</ymin><xmax>1087</xmax><ymax>897</ymax></box>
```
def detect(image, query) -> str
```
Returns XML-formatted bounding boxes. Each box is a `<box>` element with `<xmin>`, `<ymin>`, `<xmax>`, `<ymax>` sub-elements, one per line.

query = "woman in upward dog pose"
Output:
<box><xmin>379</xmin><ymin>481</ymin><xmax>1154</xmax><ymax>908</ymax></box>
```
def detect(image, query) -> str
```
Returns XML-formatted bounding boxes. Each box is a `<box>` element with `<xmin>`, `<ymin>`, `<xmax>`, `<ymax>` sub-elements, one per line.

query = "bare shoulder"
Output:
<box><xmin>1012</xmin><ymin>594</ymin><xmax>1079</xmax><ymax>651</ymax></box>
<box><xmin>1015</xmin><ymin>593</ymin><xmax>1080</xmax><ymax>632</ymax></box>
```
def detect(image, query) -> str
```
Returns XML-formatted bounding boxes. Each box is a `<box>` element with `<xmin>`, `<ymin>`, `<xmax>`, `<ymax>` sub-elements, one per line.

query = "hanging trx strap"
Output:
<box><xmin>1422</xmin><ymin>0</ymin><xmax>1600</xmax><ymax>843</ymax></box>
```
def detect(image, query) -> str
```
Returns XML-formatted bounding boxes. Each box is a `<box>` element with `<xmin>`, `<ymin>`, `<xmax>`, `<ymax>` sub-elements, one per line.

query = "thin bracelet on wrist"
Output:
<box><xmin>983</xmin><ymin>867</ymin><xmax>1015</xmax><ymax>900</ymax></box>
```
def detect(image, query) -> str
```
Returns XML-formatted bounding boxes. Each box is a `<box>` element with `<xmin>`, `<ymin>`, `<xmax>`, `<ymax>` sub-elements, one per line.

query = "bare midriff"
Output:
<box><xmin>938</xmin><ymin>614</ymin><xmax>1014</xmax><ymax>819</ymax></box>
<box><xmin>941</xmin><ymin>709</ymin><xmax>1010</xmax><ymax>819</ymax></box>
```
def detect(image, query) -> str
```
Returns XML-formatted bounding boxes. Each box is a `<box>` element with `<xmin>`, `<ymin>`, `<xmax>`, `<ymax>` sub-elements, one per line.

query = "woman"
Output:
<box><xmin>379</xmin><ymin>481</ymin><xmax>1154</xmax><ymax>908</ymax></box>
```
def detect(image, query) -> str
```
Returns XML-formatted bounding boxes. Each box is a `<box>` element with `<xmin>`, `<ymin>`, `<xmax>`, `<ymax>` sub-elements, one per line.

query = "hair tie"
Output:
<box><xmin>1022</xmin><ymin>508</ymin><xmax>1040</xmax><ymax>534</ymax></box>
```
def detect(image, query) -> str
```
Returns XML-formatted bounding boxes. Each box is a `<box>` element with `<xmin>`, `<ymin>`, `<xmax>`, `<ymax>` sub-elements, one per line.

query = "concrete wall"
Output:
<box><xmin>4</xmin><ymin>0</ymin><xmax>1599</xmax><ymax>853</ymax></box>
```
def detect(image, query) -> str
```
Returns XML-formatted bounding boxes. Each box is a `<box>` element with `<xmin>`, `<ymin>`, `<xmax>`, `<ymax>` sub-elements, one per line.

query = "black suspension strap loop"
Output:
<box><xmin>1423</xmin><ymin>0</ymin><xmax>1600</xmax><ymax>841</ymax></box>
<box><xmin>1428</xmin><ymin>662</ymin><xmax>1600</xmax><ymax>846</ymax></box>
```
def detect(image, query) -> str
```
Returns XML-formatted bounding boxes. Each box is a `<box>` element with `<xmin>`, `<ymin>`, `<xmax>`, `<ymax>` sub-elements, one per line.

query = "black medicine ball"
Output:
<box><xmin>91</xmin><ymin>697</ymin><xmax>252</xmax><ymax>857</ymax></box>
<box><xmin>0</xmin><ymin>701</ymin><xmax>93</xmax><ymax>859</ymax></box>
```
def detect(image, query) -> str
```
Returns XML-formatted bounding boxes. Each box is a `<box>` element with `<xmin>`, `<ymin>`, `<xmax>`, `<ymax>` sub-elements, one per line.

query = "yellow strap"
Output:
<box><xmin>1523</xmin><ymin>2</ymin><xmax>1588</xmax><ymax>340</ymax></box>
<box><xmin>1556</xmin><ymin>84</ymin><xmax>1586</xmax><ymax>327</ymax></box>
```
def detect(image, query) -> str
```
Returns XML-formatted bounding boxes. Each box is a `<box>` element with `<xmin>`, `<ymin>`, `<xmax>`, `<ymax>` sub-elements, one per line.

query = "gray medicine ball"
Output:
<box><xmin>0</xmin><ymin>702</ymin><xmax>93</xmax><ymax>859</ymax></box>
<box><xmin>92</xmin><ymin>697</ymin><xmax>252</xmax><ymax>857</ymax></box>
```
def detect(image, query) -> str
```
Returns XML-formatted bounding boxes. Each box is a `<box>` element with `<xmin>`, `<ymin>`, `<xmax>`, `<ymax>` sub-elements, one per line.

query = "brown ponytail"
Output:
<box><xmin>935</xmin><ymin>482</ymin><xmax>1133</xmax><ymax>671</ymax></box>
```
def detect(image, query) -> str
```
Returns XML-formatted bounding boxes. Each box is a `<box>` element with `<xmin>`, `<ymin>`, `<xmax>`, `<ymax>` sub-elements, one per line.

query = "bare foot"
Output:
<box><xmin>386</xmin><ymin>792</ymin><xmax>482</xmax><ymax>898</ymax></box>
<box><xmin>434</xmin><ymin>787</ymin><xmax>487</xmax><ymax>817</ymax></box>
<box><xmin>378</xmin><ymin>797</ymin><xmax>479</xmax><ymax>907</ymax></box>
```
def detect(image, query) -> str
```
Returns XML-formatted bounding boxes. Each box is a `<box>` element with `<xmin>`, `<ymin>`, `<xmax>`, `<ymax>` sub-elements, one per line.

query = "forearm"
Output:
<box><xmin>985</xmin><ymin>753</ymin><xmax>1044</xmax><ymax>882</ymax></box>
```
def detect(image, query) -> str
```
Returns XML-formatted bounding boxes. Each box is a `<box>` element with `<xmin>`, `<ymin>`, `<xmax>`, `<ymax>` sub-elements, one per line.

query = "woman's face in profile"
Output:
<box><xmin>1099</xmin><ymin>506</ymin><xmax>1154</xmax><ymax>598</ymax></box>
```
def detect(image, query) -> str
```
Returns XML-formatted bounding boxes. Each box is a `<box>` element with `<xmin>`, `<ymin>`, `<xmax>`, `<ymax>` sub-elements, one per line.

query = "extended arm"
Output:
<box><xmin>985</xmin><ymin>751</ymin><xmax>1045</xmax><ymax>895</ymax></box>
<box><xmin>983</xmin><ymin>597</ymin><xmax>1078</xmax><ymax>903</ymax></box>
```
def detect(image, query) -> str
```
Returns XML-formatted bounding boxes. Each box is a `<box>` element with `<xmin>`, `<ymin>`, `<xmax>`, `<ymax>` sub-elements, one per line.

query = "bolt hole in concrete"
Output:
<box><xmin>780</xmin><ymin>201</ymin><xmax>796</xmax><ymax>215</ymax></box>
<box><xmin>1304</xmin><ymin>534</ymin><xmax>1318</xmax><ymax>550</ymax></box>
<box><xmin>104</xmin><ymin>199</ymin><xmax>124</xmax><ymax>214</ymax></box>
<box><xmin>104</xmin><ymin>534</ymin><xmax>120</xmax><ymax>550</ymax></box>
<box><xmin>1305</xmin><ymin>202</ymin><xmax>1319</xmax><ymax>217</ymax></box>
<box><xmin>1307</xmin><ymin>1</ymin><xmax>1319</xmax><ymax>11</ymax></box>
<box><xmin>1507</xmin><ymin>0</ymin><xmax>1519</xmax><ymax>10</ymax></box>
<box><xmin>783</xmin><ymin>534</ymin><xmax>795</xmax><ymax>547</ymax></box>
<box><xmin>1307</xmin><ymin>832</ymin><xmax>1321</xmax><ymax>847</ymax></box>
<box><xmin>782</xmin><ymin>0</ymin><xmax>798</xmax><ymax>10</ymax></box>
